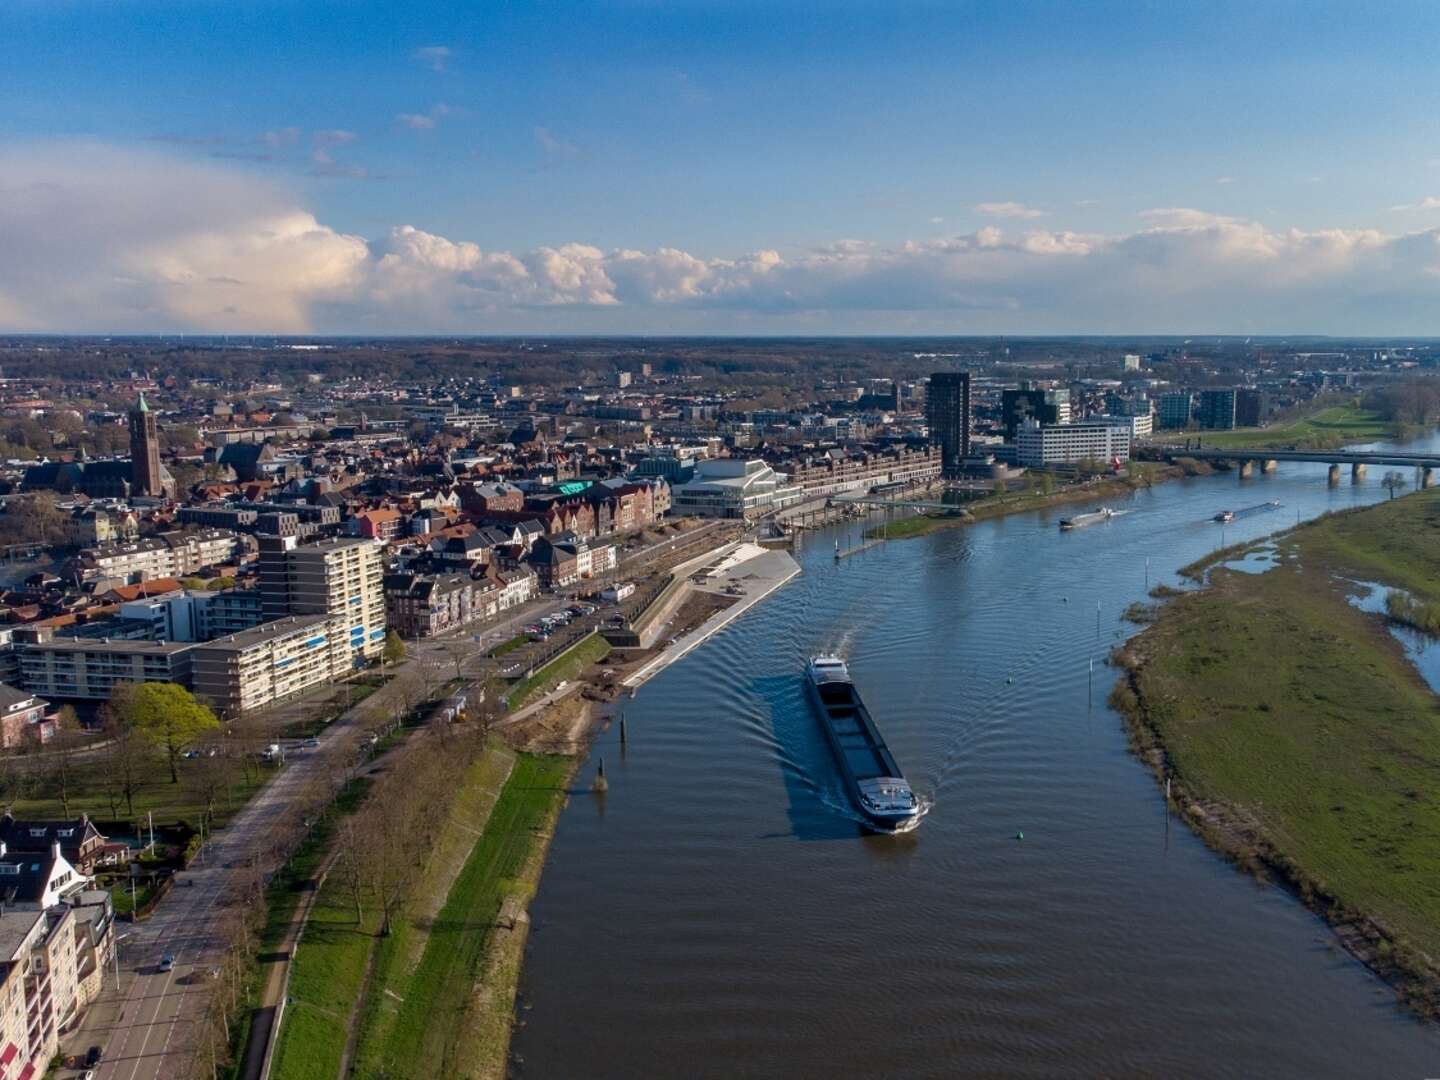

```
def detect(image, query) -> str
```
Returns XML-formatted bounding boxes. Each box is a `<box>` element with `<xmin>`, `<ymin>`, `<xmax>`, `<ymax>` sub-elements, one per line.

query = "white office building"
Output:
<box><xmin>1015</xmin><ymin>419</ymin><xmax>1132</xmax><ymax>468</ymax></box>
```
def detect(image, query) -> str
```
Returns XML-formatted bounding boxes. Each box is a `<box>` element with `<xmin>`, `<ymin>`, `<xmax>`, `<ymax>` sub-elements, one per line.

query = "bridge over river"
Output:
<box><xmin>1147</xmin><ymin>445</ymin><xmax>1440</xmax><ymax>484</ymax></box>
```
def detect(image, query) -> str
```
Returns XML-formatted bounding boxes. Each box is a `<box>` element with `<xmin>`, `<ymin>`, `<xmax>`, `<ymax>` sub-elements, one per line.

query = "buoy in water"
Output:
<box><xmin>1015</xmin><ymin>831</ymin><xmax>1024</xmax><ymax>841</ymax></box>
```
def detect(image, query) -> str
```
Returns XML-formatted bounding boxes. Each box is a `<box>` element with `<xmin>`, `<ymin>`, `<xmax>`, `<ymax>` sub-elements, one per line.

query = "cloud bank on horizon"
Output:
<box><xmin>4</xmin><ymin>143</ymin><xmax>1440</xmax><ymax>336</ymax></box>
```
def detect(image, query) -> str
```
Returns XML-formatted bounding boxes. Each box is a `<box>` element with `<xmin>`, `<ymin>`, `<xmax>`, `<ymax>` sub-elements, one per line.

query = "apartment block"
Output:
<box><xmin>191</xmin><ymin>613</ymin><xmax>349</xmax><ymax>716</ymax></box>
<box><xmin>19</xmin><ymin>639</ymin><xmax>194</xmax><ymax>701</ymax></box>
<box><xmin>258</xmin><ymin>537</ymin><xmax>386</xmax><ymax>663</ymax></box>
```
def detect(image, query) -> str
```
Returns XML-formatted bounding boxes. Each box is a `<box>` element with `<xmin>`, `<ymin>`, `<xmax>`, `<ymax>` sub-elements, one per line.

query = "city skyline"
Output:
<box><xmin>7</xmin><ymin>1</ymin><xmax>1440</xmax><ymax>334</ymax></box>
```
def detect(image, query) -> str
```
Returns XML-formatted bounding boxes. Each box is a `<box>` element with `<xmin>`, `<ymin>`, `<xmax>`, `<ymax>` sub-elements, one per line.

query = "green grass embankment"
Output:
<box><xmin>1163</xmin><ymin>403</ymin><xmax>1396</xmax><ymax>451</ymax></box>
<box><xmin>272</xmin><ymin>747</ymin><xmax>517</xmax><ymax>1080</ymax></box>
<box><xmin>1114</xmin><ymin>490</ymin><xmax>1440</xmax><ymax>1013</ymax></box>
<box><xmin>504</xmin><ymin>633</ymin><xmax>611</xmax><ymax>710</ymax></box>
<box><xmin>350</xmin><ymin>753</ymin><xmax>573</xmax><ymax>1080</ymax></box>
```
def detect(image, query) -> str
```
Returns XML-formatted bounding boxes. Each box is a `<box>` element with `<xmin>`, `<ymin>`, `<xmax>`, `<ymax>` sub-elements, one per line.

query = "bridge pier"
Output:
<box><xmin>1424</xmin><ymin>467</ymin><xmax>1437</xmax><ymax>489</ymax></box>
<box><xmin>1352</xmin><ymin>462</ymin><xmax>1367</xmax><ymax>481</ymax></box>
<box><xmin>1328</xmin><ymin>464</ymin><xmax>1341</xmax><ymax>486</ymax></box>
<box><xmin>1237</xmin><ymin>460</ymin><xmax>1255</xmax><ymax>479</ymax></box>
<box><xmin>1261</xmin><ymin>459</ymin><xmax>1278</xmax><ymax>474</ymax></box>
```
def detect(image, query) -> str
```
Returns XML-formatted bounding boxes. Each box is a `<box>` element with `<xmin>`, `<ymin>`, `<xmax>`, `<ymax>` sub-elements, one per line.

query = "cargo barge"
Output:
<box><xmin>1059</xmin><ymin>507</ymin><xmax>1116</xmax><ymax>530</ymax></box>
<box><xmin>805</xmin><ymin>656</ymin><xmax>921</xmax><ymax>832</ymax></box>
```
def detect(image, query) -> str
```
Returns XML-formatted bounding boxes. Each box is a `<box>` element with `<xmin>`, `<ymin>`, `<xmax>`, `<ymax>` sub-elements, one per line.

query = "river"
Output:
<box><xmin>513</xmin><ymin>439</ymin><xmax>1440</xmax><ymax>1079</ymax></box>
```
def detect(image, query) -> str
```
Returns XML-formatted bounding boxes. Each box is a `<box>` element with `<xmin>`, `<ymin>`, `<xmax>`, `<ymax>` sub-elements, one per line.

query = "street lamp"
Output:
<box><xmin>113</xmin><ymin>930</ymin><xmax>132</xmax><ymax>990</ymax></box>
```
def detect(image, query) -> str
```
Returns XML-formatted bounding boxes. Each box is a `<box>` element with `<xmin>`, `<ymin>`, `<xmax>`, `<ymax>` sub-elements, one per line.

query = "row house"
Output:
<box><xmin>383</xmin><ymin>567</ymin><xmax>537</xmax><ymax>638</ymax></box>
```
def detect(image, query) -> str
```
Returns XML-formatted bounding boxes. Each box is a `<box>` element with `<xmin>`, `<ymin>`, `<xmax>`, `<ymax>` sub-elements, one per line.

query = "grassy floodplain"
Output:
<box><xmin>1113</xmin><ymin>490</ymin><xmax>1440</xmax><ymax>1012</ymax></box>
<box><xmin>1159</xmin><ymin>403</ymin><xmax>1396</xmax><ymax>450</ymax></box>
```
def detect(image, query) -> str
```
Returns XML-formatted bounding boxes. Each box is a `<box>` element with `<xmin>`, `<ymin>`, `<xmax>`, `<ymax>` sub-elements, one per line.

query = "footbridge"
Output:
<box><xmin>1148</xmin><ymin>446</ymin><xmax>1440</xmax><ymax>485</ymax></box>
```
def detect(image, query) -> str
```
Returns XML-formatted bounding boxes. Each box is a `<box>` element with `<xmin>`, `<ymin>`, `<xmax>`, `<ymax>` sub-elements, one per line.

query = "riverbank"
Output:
<box><xmin>867</xmin><ymin>462</ymin><xmax>1178</xmax><ymax>540</ymax></box>
<box><xmin>1112</xmin><ymin>490</ymin><xmax>1440</xmax><ymax>1017</ymax></box>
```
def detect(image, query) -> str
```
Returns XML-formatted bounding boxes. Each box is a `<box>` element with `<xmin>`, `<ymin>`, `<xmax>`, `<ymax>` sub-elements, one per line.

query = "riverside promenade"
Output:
<box><xmin>623</xmin><ymin>544</ymin><xmax>801</xmax><ymax>688</ymax></box>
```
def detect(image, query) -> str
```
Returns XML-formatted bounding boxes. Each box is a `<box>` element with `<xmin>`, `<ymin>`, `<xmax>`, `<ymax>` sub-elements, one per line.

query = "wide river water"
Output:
<box><xmin>514</xmin><ymin>438</ymin><xmax>1440</xmax><ymax>1079</ymax></box>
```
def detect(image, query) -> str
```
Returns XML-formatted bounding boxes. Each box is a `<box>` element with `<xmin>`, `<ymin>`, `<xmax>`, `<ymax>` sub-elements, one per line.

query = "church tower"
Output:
<box><xmin>129</xmin><ymin>392</ymin><xmax>164</xmax><ymax>498</ymax></box>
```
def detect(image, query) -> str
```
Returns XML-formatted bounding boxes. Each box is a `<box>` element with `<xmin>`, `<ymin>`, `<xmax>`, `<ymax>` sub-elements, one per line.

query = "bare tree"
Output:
<box><xmin>1383</xmin><ymin>470</ymin><xmax>1409</xmax><ymax>500</ymax></box>
<box><xmin>98</xmin><ymin>702</ymin><xmax>151</xmax><ymax>819</ymax></box>
<box><xmin>44</xmin><ymin>705</ymin><xmax>83</xmax><ymax>817</ymax></box>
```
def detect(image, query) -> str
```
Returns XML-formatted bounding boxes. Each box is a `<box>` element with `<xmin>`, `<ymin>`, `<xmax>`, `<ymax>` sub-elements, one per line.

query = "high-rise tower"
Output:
<box><xmin>129</xmin><ymin>392</ymin><xmax>165</xmax><ymax>498</ymax></box>
<box><xmin>925</xmin><ymin>372</ymin><xmax>972</xmax><ymax>475</ymax></box>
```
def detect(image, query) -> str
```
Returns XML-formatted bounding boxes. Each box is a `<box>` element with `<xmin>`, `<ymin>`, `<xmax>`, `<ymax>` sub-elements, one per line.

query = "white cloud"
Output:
<box><xmin>975</xmin><ymin>201</ymin><xmax>1045</xmax><ymax>219</ymax></box>
<box><xmin>1215</xmin><ymin>176</ymin><xmax>1236</xmax><ymax>185</ymax></box>
<box><xmin>0</xmin><ymin>141</ymin><xmax>368</xmax><ymax>332</ymax></box>
<box><xmin>5</xmin><ymin>143</ymin><xmax>1440</xmax><ymax>334</ymax></box>
<box><xmin>397</xmin><ymin>104</ymin><xmax>453</xmax><ymax>132</ymax></box>
<box><xmin>413</xmin><ymin>45</ymin><xmax>451</xmax><ymax>72</ymax></box>
<box><xmin>1392</xmin><ymin>196</ymin><xmax>1440</xmax><ymax>211</ymax></box>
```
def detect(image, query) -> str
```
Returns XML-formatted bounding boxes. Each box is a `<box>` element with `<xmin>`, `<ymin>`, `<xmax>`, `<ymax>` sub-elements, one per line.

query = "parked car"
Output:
<box><xmin>86</xmin><ymin>1045</ymin><xmax>102</xmax><ymax>1067</ymax></box>
<box><xmin>302</xmin><ymin>737</ymin><xmax>320</xmax><ymax>748</ymax></box>
<box><xmin>159</xmin><ymin>954</ymin><xmax>175</xmax><ymax>973</ymax></box>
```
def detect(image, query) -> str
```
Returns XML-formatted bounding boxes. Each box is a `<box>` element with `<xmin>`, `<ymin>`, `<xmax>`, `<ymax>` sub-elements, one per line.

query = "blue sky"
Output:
<box><xmin>5</xmin><ymin>1</ymin><xmax>1440</xmax><ymax>333</ymax></box>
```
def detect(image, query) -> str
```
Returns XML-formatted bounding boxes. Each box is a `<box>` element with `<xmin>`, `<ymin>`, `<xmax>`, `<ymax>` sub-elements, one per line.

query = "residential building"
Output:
<box><xmin>0</xmin><ymin>904</ymin><xmax>77</xmax><ymax>1072</ymax></box>
<box><xmin>527</xmin><ymin>538</ymin><xmax>580</xmax><ymax>589</ymax></box>
<box><xmin>1197</xmin><ymin>389</ymin><xmax>1238</xmax><ymax>430</ymax></box>
<box><xmin>354</xmin><ymin>508</ymin><xmax>404</xmax><ymax>541</ymax></box>
<box><xmin>1015</xmin><ymin>419</ymin><xmax>1131</xmax><ymax>467</ymax></box>
<box><xmin>925</xmin><ymin>372</ymin><xmax>972</xmax><ymax>473</ymax></box>
<box><xmin>19</xmin><ymin>639</ymin><xmax>194</xmax><ymax>701</ymax></box>
<box><xmin>1157</xmin><ymin>392</ymin><xmax>1194</xmax><ymax>430</ymax></box>
<box><xmin>63</xmin><ymin>508</ymin><xmax>137</xmax><ymax>548</ymax></box>
<box><xmin>0</xmin><ymin>687</ymin><xmax>50</xmax><ymax>750</ymax></box>
<box><xmin>191</xmin><ymin>613</ymin><xmax>350</xmax><ymax>716</ymax></box>
<box><xmin>492</xmin><ymin>567</ymin><xmax>538</xmax><ymax>612</ymax></box>
<box><xmin>71</xmin><ymin>530</ymin><xmax>240</xmax><ymax>585</ymax></box>
<box><xmin>258</xmin><ymin>537</ymin><xmax>386</xmax><ymax>663</ymax></box>
<box><xmin>1236</xmin><ymin>388</ymin><xmax>1270</xmax><ymax>427</ymax></box>
<box><xmin>0</xmin><ymin>818</ymin><xmax>107</xmax><ymax>877</ymax></box>
<box><xmin>383</xmin><ymin>573</ymin><xmax>501</xmax><ymax>638</ymax></box>
<box><xmin>116</xmin><ymin>589</ymin><xmax>265</xmax><ymax>643</ymax></box>
<box><xmin>782</xmin><ymin>444</ymin><xmax>941</xmax><ymax>496</ymax></box>
<box><xmin>671</xmin><ymin>459</ymin><xmax>802</xmax><ymax>519</ymax></box>
<box><xmin>176</xmin><ymin>506</ymin><xmax>260</xmax><ymax>531</ymax></box>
